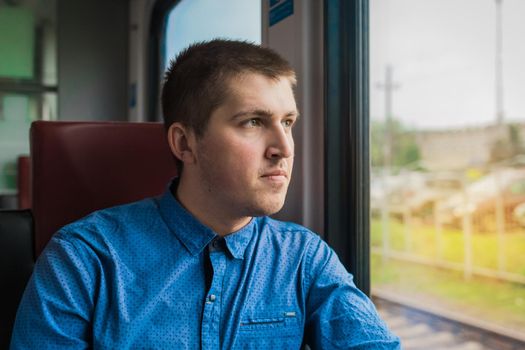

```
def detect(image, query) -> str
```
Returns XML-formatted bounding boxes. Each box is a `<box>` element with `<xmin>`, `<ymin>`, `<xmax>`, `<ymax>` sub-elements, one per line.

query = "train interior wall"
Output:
<box><xmin>57</xmin><ymin>0</ymin><xmax>129</xmax><ymax>122</ymax></box>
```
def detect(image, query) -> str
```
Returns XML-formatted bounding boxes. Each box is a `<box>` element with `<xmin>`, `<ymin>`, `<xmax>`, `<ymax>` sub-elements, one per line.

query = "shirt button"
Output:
<box><xmin>208</xmin><ymin>294</ymin><xmax>216</xmax><ymax>302</ymax></box>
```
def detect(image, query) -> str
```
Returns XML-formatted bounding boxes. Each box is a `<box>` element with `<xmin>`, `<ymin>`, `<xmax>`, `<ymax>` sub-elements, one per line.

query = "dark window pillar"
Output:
<box><xmin>324</xmin><ymin>0</ymin><xmax>370</xmax><ymax>294</ymax></box>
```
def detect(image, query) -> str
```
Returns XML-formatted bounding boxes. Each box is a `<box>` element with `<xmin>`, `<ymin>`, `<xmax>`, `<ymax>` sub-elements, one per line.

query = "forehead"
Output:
<box><xmin>222</xmin><ymin>73</ymin><xmax>297</xmax><ymax>110</ymax></box>
<box><xmin>227</xmin><ymin>72</ymin><xmax>295</xmax><ymax>91</ymax></box>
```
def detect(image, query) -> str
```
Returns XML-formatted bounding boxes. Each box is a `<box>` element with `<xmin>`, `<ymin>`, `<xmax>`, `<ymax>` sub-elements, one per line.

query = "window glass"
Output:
<box><xmin>370</xmin><ymin>0</ymin><xmax>525</xmax><ymax>341</ymax></box>
<box><xmin>0</xmin><ymin>0</ymin><xmax>57</xmax><ymax>207</ymax></box>
<box><xmin>0</xmin><ymin>6</ymin><xmax>34</xmax><ymax>79</ymax></box>
<box><xmin>164</xmin><ymin>0</ymin><xmax>261</xmax><ymax>69</ymax></box>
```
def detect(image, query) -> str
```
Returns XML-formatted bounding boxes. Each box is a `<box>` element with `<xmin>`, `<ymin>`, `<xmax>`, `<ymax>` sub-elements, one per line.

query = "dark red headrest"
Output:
<box><xmin>31</xmin><ymin>121</ymin><xmax>178</xmax><ymax>257</ymax></box>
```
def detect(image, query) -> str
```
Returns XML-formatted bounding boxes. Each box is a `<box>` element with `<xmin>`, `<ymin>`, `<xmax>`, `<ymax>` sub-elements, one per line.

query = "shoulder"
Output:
<box><xmin>258</xmin><ymin>216</ymin><xmax>323</xmax><ymax>247</ymax></box>
<box><xmin>59</xmin><ymin>198</ymin><xmax>158</xmax><ymax>236</ymax></box>
<box><xmin>259</xmin><ymin>216</ymin><xmax>318</xmax><ymax>238</ymax></box>
<box><xmin>52</xmin><ymin>197</ymin><xmax>161</xmax><ymax>253</ymax></box>
<box><xmin>262</xmin><ymin>216</ymin><xmax>330</xmax><ymax>247</ymax></box>
<box><xmin>256</xmin><ymin>216</ymin><xmax>330</xmax><ymax>263</ymax></box>
<box><xmin>260</xmin><ymin>217</ymin><xmax>343</xmax><ymax>285</ymax></box>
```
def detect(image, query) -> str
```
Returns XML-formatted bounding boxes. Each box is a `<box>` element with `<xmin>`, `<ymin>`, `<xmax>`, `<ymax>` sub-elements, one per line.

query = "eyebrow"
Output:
<box><xmin>231</xmin><ymin>108</ymin><xmax>300</xmax><ymax>120</ymax></box>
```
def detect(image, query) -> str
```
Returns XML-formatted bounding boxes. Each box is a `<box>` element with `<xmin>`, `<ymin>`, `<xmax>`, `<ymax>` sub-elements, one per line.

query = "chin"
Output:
<box><xmin>244</xmin><ymin>197</ymin><xmax>286</xmax><ymax>217</ymax></box>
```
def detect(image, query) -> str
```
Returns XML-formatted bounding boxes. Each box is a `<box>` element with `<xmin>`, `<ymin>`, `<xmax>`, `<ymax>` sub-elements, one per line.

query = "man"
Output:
<box><xmin>11</xmin><ymin>40</ymin><xmax>400</xmax><ymax>349</ymax></box>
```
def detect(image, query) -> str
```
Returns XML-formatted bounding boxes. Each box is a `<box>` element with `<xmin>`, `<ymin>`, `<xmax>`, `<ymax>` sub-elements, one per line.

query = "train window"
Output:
<box><xmin>148</xmin><ymin>0</ymin><xmax>261</xmax><ymax>121</ymax></box>
<box><xmin>0</xmin><ymin>0</ymin><xmax>57</xmax><ymax>208</ymax></box>
<box><xmin>370</xmin><ymin>0</ymin><xmax>525</xmax><ymax>342</ymax></box>
<box><xmin>164</xmin><ymin>0</ymin><xmax>261</xmax><ymax>68</ymax></box>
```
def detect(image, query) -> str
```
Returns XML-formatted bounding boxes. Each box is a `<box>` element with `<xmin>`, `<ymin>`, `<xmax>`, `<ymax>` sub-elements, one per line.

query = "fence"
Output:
<box><xmin>371</xmin><ymin>168</ymin><xmax>525</xmax><ymax>285</ymax></box>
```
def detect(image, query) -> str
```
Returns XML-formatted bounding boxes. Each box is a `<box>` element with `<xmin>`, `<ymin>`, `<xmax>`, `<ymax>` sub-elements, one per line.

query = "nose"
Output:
<box><xmin>265</xmin><ymin>125</ymin><xmax>294</xmax><ymax>160</ymax></box>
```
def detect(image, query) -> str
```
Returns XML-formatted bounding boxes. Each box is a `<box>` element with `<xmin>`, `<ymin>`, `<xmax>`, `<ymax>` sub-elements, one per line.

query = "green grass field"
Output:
<box><xmin>371</xmin><ymin>217</ymin><xmax>525</xmax><ymax>331</ymax></box>
<box><xmin>371</xmin><ymin>218</ymin><xmax>525</xmax><ymax>274</ymax></box>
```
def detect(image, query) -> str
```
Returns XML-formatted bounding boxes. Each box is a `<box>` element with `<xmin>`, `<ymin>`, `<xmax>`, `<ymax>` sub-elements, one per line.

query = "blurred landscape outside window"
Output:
<box><xmin>0</xmin><ymin>0</ymin><xmax>57</xmax><ymax>208</ymax></box>
<box><xmin>370</xmin><ymin>0</ymin><xmax>525</xmax><ymax>339</ymax></box>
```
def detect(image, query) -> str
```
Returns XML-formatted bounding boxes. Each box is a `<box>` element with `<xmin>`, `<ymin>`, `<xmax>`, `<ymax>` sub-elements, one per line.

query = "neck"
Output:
<box><xmin>175</xmin><ymin>175</ymin><xmax>252</xmax><ymax>236</ymax></box>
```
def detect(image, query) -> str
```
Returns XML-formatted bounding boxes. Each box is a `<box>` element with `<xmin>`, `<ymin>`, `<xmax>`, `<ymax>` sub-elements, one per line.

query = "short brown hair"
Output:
<box><xmin>161</xmin><ymin>39</ymin><xmax>296</xmax><ymax>137</ymax></box>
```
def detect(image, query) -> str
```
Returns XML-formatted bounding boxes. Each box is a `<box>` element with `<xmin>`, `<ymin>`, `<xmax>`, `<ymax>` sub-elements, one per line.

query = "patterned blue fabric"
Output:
<box><xmin>11</xmin><ymin>183</ymin><xmax>400</xmax><ymax>349</ymax></box>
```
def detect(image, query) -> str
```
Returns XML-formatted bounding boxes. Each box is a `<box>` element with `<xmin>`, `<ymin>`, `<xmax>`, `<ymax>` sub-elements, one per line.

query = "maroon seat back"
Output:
<box><xmin>30</xmin><ymin>121</ymin><xmax>178</xmax><ymax>257</ymax></box>
<box><xmin>17</xmin><ymin>156</ymin><xmax>31</xmax><ymax>210</ymax></box>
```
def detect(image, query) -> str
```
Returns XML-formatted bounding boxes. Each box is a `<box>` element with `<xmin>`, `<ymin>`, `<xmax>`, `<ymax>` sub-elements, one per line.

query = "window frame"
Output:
<box><xmin>324</xmin><ymin>0</ymin><xmax>370</xmax><ymax>294</ymax></box>
<box><xmin>148</xmin><ymin>0</ymin><xmax>177</xmax><ymax>122</ymax></box>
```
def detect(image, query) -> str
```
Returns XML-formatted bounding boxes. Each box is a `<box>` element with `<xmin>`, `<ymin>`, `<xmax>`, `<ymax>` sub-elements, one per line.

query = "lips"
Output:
<box><xmin>261</xmin><ymin>170</ymin><xmax>288</xmax><ymax>186</ymax></box>
<box><xmin>261</xmin><ymin>170</ymin><xmax>288</xmax><ymax>178</ymax></box>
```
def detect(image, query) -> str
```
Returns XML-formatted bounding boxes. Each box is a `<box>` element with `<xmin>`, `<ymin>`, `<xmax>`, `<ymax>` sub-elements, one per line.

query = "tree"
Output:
<box><xmin>371</xmin><ymin>118</ymin><xmax>421</xmax><ymax>170</ymax></box>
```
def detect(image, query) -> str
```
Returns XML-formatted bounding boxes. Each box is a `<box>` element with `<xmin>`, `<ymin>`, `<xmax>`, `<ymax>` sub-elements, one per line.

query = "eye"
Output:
<box><xmin>243</xmin><ymin>118</ymin><xmax>262</xmax><ymax>128</ymax></box>
<box><xmin>282</xmin><ymin>119</ymin><xmax>295</xmax><ymax>128</ymax></box>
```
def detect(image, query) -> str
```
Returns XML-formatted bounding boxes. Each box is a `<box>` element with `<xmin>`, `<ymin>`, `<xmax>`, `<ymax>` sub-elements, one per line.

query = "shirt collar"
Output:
<box><xmin>223</xmin><ymin>217</ymin><xmax>255</xmax><ymax>260</ymax></box>
<box><xmin>158</xmin><ymin>179</ymin><xmax>255</xmax><ymax>259</ymax></box>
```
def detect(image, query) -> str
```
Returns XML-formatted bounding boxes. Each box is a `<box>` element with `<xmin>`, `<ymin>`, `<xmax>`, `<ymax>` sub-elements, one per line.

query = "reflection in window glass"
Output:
<box><xmin>370</xmin><ymin>0</ymin><xmax>525</xmax><ymax>344</ymax></box>
<box><xmin>0</xmin><ymin>93</ymin><xmax>37</xmax><ymax>190</ymax></box>
<box><xmin>0</xmin><ymin>6</ymin><xmax>34</xmax><ymax>79</ymax></box>
<box><xmin>0</xmin><ymin>0</ymin><xmax>57</xmax><ymax>207</ymax></box>
<box><xmin>164</xmin><ymin>0</ymin><xmax>261</xmax><ymax>68</ymax></box>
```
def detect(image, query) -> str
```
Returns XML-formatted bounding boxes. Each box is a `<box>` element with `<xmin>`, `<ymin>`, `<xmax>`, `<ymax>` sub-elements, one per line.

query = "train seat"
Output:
<box><xmin>30</xmin><ymin>120</ymin><xmax>178</xmax><ymax>257</ymax></box>
<box><xmin>17</xmin><ymin>156</ymin><xmax>31</xmax><ymax>210</ymax></box>
<box><xmin>0</xmin><ymin>209</ymin><xmax>34</xmax><ymax>349</ymax></box>
<box><xmin>0</xmin><ymin>120</ymin><xmax>177</xmax><ymax>347</ymax></box>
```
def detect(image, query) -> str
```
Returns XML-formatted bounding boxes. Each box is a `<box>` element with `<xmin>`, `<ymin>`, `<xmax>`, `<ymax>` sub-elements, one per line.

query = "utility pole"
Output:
<box><xmin>495</xmin><ymin>0</ymin><xmax>504</xmax><ymax>125</ymax></box>
<box><xmin>495</xmin><ymin>0</ymin><xmax>507</xmax><ymax>274</ymax></box>
<box><xmin>376</xmin><ymin>65</ymin><xmax>400</xmax><ymax>169</ymax></box>
<box><xmin>375</xmin><ymin>65</ymin><xmax>400</xmax><ymax>263</ymax></box>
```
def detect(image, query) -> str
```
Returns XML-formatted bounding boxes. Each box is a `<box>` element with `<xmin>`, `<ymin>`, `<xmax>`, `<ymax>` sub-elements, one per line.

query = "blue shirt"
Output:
<box><xmin>11</xmin><ymin>183</ymin><xmax>400</xmax><ymax>349</ymax></box>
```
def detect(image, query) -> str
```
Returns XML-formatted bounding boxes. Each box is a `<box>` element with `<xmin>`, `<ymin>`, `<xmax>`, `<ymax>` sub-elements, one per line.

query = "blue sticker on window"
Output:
<box><xmin>269</xmin><ymin>0</ymin><xmax>293</xmax><ymax>27</ymax></box>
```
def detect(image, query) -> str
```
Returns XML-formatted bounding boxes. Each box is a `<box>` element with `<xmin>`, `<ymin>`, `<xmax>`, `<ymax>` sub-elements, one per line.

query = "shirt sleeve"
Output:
<box><xmin>10</xmin><ymin>234</ymin><xmax>97</xmax><ymax>349</ymax></box>
<box><xmin>304</xmin><ymin>236</ymin><xmax>401</xmax><ymax>350</ymax></box>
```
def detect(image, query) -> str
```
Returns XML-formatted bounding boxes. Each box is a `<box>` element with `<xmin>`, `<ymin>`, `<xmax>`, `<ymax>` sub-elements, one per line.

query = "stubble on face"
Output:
<box><xmin>191</xmin><ymin>73</ymin><xmax>297</xmax><ymax>219</ymax></box>
<box><xmin>195</xmin><ymin>129</ymin><xmax>293</xmax><ymax>218</ymax></box>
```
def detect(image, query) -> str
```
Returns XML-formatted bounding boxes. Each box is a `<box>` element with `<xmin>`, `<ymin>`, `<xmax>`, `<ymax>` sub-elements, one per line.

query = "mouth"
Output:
<box><xmin>261</xmin><ymin>170</ymin><xmax>288</xmax><ymax>183</ymax></box>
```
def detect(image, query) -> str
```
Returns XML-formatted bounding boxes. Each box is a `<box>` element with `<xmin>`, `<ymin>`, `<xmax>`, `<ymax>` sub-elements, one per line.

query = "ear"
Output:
<box><xmin>167</xmin><ymin>123</ymin><xmax>197</xmax><ymax>165</ymax></box>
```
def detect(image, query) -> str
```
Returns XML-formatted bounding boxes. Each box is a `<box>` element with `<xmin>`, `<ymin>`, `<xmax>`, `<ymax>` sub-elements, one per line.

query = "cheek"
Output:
<box><xmin>201</xmin><ymin>137</ymin><xmax>261</xmax><ymax>178</ymax></box>
<box><xmin>227</xmin><ymin>145</ymin><xmax>260</xmax><ymax>175</ymax></box>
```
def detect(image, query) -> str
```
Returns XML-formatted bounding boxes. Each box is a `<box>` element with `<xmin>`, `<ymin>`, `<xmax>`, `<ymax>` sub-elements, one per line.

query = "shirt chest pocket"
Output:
<box><xmin>238</xmin><ymin>310</ymin><xmax>302</xmax><ymax>338</ymax></box>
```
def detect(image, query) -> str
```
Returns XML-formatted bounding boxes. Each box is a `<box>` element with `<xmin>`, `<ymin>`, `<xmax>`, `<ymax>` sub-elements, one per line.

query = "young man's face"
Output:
<box><xmin>192</xmin><ymin>73</ymin><xmax>298</xmax><ymax>218</ymax></box>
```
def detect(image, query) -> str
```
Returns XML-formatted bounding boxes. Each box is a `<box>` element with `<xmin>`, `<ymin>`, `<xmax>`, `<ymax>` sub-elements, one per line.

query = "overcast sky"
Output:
<box><xmin>370</xmin><ymin>0</ymin><xmax>525</xmax><ymax>130</ymax></box>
